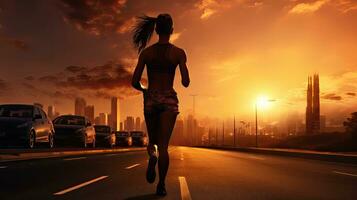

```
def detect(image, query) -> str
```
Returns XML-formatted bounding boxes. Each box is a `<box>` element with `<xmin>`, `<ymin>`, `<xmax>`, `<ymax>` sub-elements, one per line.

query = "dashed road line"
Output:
<box><xmin>333</xmin><ymin>171</ymin><xmax>357</xmax><ymax>177</ymax></box>
<box><xmin>105</xmin><ymin>154</ymin><xmax>118</xmax><ymax>157</ymax></box>
<box><xmin>63</xmin><ymin>157</ymin><xmax>87</xmax><ymax>161</ymax></box>
<box><xmin>53</xmin><ymin>176</ymin><xmax>108</xmax><ymax>195</ymax></box>
<box><xmin>179</xmin><ymin>176</ymin><xmax>192</xmax><ymax>200</ymax></box>
<box><xmin>0</xmin><ymin>166</ymin><xmax>8</xmax><ymax>169</ymax></box>
<box><xmin>125</xmin><ymin>163</ymin><xmax>141</xmax><ymax>169</ymax></box>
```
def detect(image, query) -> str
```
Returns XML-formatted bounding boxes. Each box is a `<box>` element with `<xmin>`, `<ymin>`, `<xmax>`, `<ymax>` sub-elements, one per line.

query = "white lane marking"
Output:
<box><xmin>179</xmin><ymin>176</ymin><xmax>192</xmax><ymax>200</ymax></box>
<box><xmin>333</xmin><ymin>171</ymin><xmax>357</xmax><ymax>177</ymax></box>
<box><xmin>105</xmin><ymin>154</ymin><xmax>118</xmax><ymax>157</ymax></box>
<box><xmin>248</xmin><ymin>156</ymin><xmax>265</xmax><ymax>160</ymax></box>
<box><xmin>125</xmin><ymin>164</ymin><xmax>141</xmax><ymax>169</ymax></box>
<box><xmin>63</xmin><ymin>157</ymin><xmax>87</xmax><ymax>161</ymax></box>
<box><xmin>0</xmin><ymin>166</ymin><xmax>8</xmax><ymax>169</ymax></box>
<box><xmin>53</xmin><ymin>176</ymin><xmax>108</xmax><ymax>195</ymax></box>
<box><xmin>180</xmin><ymin>152</ymin><xmax>184</xmax><ymax>161</ymax></box>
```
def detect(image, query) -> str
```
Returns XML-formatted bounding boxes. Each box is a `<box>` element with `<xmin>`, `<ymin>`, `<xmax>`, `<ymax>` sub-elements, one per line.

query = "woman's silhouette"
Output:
<box><xmin>131</xmin><ymin>14</ymin><xmax>190</xmax><ymax>196</ymax></box>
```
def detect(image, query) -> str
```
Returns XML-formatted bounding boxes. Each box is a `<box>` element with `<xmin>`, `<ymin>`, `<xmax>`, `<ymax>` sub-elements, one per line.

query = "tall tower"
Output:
<box><xmin>110</xmin><ymin>97</ymin><xmax>119</xmax><ymax>131</ymax></box>
<box><xmin>305</xmin><ymin>74</ymin><xmax>320</xmax><ymax>134</ymax></box>
<box><xmin>312</xmin><ymin>74</ymin><xmax>320</xmax><ymax>133</ymax></box>
<box><xmin>75</xmin><ymin>97</ymin><xmax>86</xmax><ymax>116</ymax></box>
<box><xmin>306</xmin><ymin>76</ymin><xmax>313</xmax><ymax>134</ymax></box>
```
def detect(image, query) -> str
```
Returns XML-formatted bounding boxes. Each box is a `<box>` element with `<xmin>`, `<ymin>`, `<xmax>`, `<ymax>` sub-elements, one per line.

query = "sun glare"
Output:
<box><xmin>256</xmin><ymin>96</ymin><xmax>274</xmax><ymax>109</ymax></box>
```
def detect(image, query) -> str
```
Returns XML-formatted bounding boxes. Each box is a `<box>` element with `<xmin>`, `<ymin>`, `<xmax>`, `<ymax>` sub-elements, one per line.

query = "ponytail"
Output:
<box><xmin>132</xmin><ymin>15</ymin><xmax>156</xmax><ymax>53</ymax></box>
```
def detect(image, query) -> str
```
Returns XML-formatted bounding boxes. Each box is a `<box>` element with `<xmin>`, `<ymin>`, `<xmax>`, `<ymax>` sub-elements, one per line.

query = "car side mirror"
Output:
<box><xmin>33</xmin><ymin>114</ymin><xmax>42</xmax><ymax>120</ymax></box>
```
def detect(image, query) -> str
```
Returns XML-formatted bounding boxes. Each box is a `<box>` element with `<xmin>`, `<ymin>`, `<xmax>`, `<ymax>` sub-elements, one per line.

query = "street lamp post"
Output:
<box><xmin>255</xmin><ymin>103</ymin><xmax>258</xmax><ymax>148</ymax></box>
<box><xmin>233</xmin><ymin>115</ymin><xmax>236</xmax><ymax>147</ymax></box>
<box><xmin>255</xmin><ymin>98</ymin><xmax>276</xmax><ymax>148</ymax></box>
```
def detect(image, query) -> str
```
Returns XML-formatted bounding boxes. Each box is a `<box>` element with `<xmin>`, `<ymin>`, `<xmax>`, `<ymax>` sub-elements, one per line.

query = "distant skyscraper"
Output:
<box><xmin>120</xmin><ymin>122</ymin><xmax>123</xmax><ymax>131</ymax></box>
<box><xmin>186</xmin><ymin>114</ymin><xmax>196</xmax><ymax>146</ymax></box>
<box><xmin>110</xmin><ymin>97</ymin><xmax>119</xmax><ymax>131</ymax></box>
<box><xmin>75</xmin><ymin>97</ymin><xmax>86</xmax><ymax>116</ymax></box>
<box><xmin>306</xmin><ymin>74</ymin><xmax>320</xmax><ymax>134</ymax></box>
<box><xmin>48</xmin><ymin>105</ymin><xmax>55</xmax><ymax>120</ymax></box>
<box><xmin>85</xmin><ymin>105</ymin><xmax>94</xmax><ymax>122</ymax></box>
<box><xmin>171</xmin><ymin>118</ymin><xmax>184</xmax><ymax>145</ymax></box>
<box><xmin>125</xmin><ymin>116</ymin><xmax>135</xmax><ymax>131</ymax></box>
<box><xmin>135</xmin><ymin>117</ymin><xmax>141</xmax><ymax>131</ymax></box>
<box><xmin>98</xmin><ymin>113</ymin><xmax>108</xmax><ymax>125</ymax></box>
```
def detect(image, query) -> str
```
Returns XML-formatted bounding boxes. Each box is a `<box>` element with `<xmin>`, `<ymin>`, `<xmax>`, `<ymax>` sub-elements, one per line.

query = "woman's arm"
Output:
<box><xmin>131</xmin><ymin>52</ymin><xmax>147</xmax><ymax>92</ymax></box>
<box><xmin>178</xmin><ymin>49</ymin><xmax>190</xmax><ymax>87</ymax></box>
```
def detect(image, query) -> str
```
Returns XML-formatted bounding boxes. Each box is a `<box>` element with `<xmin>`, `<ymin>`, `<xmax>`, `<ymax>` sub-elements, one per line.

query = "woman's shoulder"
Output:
<box><xmin>169</xmin><ymin>44</ymin><xmax>186</xmax><ymax>55</ymax></box>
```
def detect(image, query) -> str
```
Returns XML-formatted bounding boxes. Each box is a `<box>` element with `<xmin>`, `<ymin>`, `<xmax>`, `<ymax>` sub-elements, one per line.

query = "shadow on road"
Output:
<box><xmin>124</xmin><ymin>193</ymin><xmax>164</xmax><ymax>200</ymax></box>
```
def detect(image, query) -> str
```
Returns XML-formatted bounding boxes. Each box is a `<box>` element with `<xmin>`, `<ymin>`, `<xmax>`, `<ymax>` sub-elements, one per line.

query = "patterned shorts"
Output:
<box><xmin>143</xmin><ymin>89</ymin><xmax>179</xmax><ymax>114</ymax></box>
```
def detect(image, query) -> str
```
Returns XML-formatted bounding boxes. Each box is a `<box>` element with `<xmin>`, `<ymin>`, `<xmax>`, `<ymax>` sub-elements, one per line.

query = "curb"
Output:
<box><xmin>195</xmin><ymin>146</ymin><xmax>357</xmax><ymax>164</ymax></box>
<box><xmin>0</xmin><ymin>147</ymin><xmax>146</xmax><ymax>163</ymax></box>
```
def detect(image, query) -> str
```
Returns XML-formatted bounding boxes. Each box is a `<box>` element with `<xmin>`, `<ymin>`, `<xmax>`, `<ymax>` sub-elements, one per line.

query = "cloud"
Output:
<box><xmin>34</xmin><ymin>61</ymin><xmax>141</xmax><ymax>99</ymax></box>
<box><xmin>196</xmin><ymin>0</ymin><xmax>228</xmax><ymax>20</ymax></box>
<box><xmin>65</xmin><ymin>65</ymin><xmax>87</xmax><ymax>73</ymax></box>
<box><xmin>346</xmin><ymin>92</ymin><xmax>356</xmax><ymax>96</ymax></box>
<box><xmin>289</xmin><ymin>0</ymin><xmax>329</xmax><ymax>14</ymax></box>
<box><xmin>0</xmin><ymin>79</ymin><xmax>8</xmax><ymax>94</ymax></box>
<box><xmin>59</xmin><ymin>0</ymin><xmax>128</xmax><ymax>35</ymax></box>
<box><xmin>24</xmin><ymin>76</ymin><xmax>35</xmax><ymax>81</ymax></box>
<box><xmin>0</xmin><ymin>35</ymin><xmax>29</xmax><ymax>50</ymax></box>
<box><xmin>322</xmin><ymin>93</ymin><xmax>342</xmax><ymax>101</ymax></box>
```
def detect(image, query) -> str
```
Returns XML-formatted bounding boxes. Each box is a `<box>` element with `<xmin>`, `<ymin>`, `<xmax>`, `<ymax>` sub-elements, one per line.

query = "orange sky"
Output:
<box><xmin>1</xmin><ymin>0</ymin><xmax>357</xmax><ymax>124</ymax></box>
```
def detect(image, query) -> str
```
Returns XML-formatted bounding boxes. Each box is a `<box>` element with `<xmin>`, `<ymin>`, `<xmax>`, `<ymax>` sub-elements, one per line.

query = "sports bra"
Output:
<box><xmin>147</xmin><ymin>43</ymin><xmax>177</xmax><ymax>74</ymax></box>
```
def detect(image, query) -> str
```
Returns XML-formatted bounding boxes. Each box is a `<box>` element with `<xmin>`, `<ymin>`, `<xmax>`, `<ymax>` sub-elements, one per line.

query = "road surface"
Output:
<box><xmin>1</xmin><ymin>146</ymin><xmax>357</xmax><ymax>200</ymax></box>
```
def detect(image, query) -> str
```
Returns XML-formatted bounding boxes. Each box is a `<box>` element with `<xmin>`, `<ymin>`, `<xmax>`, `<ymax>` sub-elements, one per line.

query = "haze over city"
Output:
<box><xmin>1</xmin><ymin>0</ymin><xmax>357</xmax><ymax>126</ymax></box>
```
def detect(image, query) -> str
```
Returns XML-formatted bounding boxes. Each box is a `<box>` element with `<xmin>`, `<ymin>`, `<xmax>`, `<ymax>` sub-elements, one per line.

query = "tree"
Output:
<box><xmin>343</xmin><ymin>112</ymin><xmax>357</xmax><ymax>139</ymax></box>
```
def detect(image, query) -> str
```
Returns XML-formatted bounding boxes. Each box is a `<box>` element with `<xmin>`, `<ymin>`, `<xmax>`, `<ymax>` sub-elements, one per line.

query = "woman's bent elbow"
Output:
<box><xmin>182</xmin><ymin>80</ymin><xmax>190</xmax><ymax>87</ymax></box>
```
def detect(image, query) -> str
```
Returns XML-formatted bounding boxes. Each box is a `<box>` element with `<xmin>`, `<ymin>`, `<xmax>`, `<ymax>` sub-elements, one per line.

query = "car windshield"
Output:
<box><xmin>131</xmin><ymin>132</ymin><xmax>144</xmax><ymax>137</ymax></box>
<box><xmin>0</xmin><ymin>105</ymin><xmax>33</xmax><ymax>118</ymax></box>
<box><xmin>116</xmin><ymin>132</ymin><xmax>130</xmax><ymax>137</ymax></box>
<box><xmin>95</xmin><ymin>126</ymin><xmax>110</xmax><ymax>133</ymax></box>
<box><xmin>54</xmin><ymin>116</ymin><xmax>85</xmax><ymax>126</ymax></box>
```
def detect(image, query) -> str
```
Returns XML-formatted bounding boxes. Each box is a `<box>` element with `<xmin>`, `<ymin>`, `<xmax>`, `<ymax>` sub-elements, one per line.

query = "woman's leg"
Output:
<box><xmin>144</xmin><ymin>112</ymin><xmax>159</xmax><ymax>156</ymax></box>
<box><xmin>157</xmin><ymin>111</ymin><xmax>178</xmax><ymax>186</ymax></box>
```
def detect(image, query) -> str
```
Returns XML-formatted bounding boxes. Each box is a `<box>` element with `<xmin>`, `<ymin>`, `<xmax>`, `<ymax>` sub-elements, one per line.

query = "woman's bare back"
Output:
<box><xmin>132</xmin><ymin>42</ymin><xmax>190</xmax><ymax>92</ymax></box>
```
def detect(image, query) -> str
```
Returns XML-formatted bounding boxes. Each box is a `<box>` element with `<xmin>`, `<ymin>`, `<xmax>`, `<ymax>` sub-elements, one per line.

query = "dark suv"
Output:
<box><xmin>130</xmin><ymin>131</ymin><xmax>148</xmax><ymax>147</ymax></box>
<box><xmin>0</xmin><ymin>104</ymin><xmax>55</xmax><ymax>148</ymax></box>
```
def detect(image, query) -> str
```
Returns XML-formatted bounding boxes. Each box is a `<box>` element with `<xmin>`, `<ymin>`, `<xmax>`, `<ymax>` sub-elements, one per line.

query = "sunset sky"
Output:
<box><xmin>1</xmin><ymin>0</ymin><xmax>357</xmax><ymax>124</ymax></box>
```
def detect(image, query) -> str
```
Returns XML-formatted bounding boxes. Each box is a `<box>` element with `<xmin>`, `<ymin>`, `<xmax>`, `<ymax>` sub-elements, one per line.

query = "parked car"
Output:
<box><xmin>0</xmin><ymin>104</ymin><xmax>54</xmax><ymax>148</ymax></box>
<box><xmin>130</xmin><ymin>131</ymin><xmax>148</xmax><ymax>146</ymax></box>
<box><xmin>53</xmin><ymin>115</ymin><xmax>95</xmax><ymax>148</ymax></box>
<box><xmin>94</xmin><ymin>125</ymin><xmax>115</xmax><ymax>148</ymax></box>
<box><xmin>115</xmin><ymin>131</ymin><xmax>132</xmax><ymax>146</ymax></box>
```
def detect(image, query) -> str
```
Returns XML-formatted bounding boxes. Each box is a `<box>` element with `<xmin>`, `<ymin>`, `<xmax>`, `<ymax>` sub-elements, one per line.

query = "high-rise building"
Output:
<box><xmin>186</xmin><ymin>114</ymin><xmax>196</xmax><ymax>146</ymax></box>
<box><xmin>171</xmin><ymin>118</ymin><xmax>184</xmax><ymax>145</ymax></box>
<box><xmin>110</xmin><ymin>97</ymin><xmax>119</xmax><ymax>131</ymax></box>
<box><xmin>135</xmin><ymin>117</ymin><xmax>141</xmax><ymax>131</ymax></box>
<box><xmin>98</xmin><ymin>113</ymin><xmax>108</xmax><ymax>125</ymax></box>
<box><xmin>125</xmin><ymin>116</ymin><xmax>135</xmax><ymax>131</ymax></box>
<box><xmin>120</xmin><ymin>122</ymin><xmax>123</xmax><ymax>131</ymax></box>
<box><xmin>85</xmin><ymin>105</ymin><xmax>94</xmax><ymax>122</ymax></box>
<box><xmin>306</xmin><ymin>74</ymin><xmax>320</xmax><ymax>134</ymax></box>
<box><xmin>48</xmin><ymin>105</ymin><xmax>55</xmax><ymax>120</ymax></box>
<box><xmin>75</xmin><ymin>97</ymin><xmax>86</xmax><ymax>116</ymax></box>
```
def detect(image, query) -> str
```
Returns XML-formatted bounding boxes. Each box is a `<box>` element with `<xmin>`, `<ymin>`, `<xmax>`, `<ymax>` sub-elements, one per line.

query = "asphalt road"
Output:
<box><xmin>1</xmin><ymin>146</ymin><xmax>357</xmax><ymax>200</ymax></box>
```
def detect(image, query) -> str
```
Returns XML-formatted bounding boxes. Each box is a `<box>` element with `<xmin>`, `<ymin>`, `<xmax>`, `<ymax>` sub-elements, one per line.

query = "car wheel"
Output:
<box><xmin>28</xmin><ymin>131</ymin><xmax>36</xmax><ymax>149</ymax></box>
<box><xmin>48</xmin><ymin>133</ymin><xmax>54</xmax><ymax>148</ymax></box>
